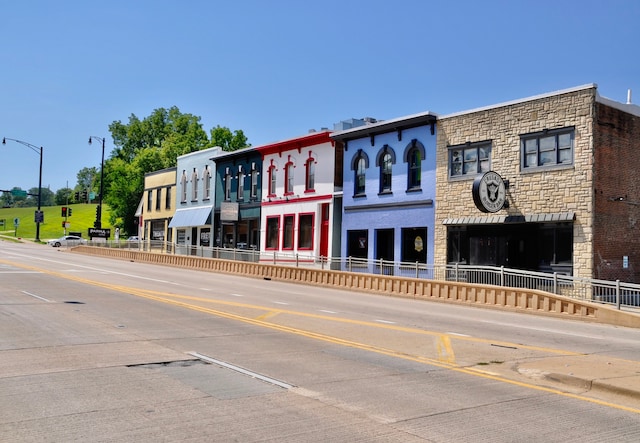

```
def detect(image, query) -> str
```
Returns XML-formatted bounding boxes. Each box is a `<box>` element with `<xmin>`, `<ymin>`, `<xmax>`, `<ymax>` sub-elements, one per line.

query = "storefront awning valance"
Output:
<box><xmin>443</xmin><ymin>211</ymin><xmax>575</xmax><ymax>226</ymax></box>
<box><xmin>168</xmin><ymin>206</ymin><xmax>213</xmax><ymax>228</ymax></box>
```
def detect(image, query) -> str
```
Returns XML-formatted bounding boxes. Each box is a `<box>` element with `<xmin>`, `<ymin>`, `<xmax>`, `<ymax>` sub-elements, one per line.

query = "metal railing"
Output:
<box><xmin>85</xmin><ymin>239</ymin><xmax>640</xmax><ymax>310</ymax></box>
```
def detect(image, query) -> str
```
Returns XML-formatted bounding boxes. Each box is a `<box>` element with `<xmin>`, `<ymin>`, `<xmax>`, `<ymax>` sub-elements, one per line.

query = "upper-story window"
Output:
<box><xmin>284</xmin><ymin>159</ymin><xmax>294</xmax><ymax>195</ymax></box>
<box><xmin>268</xmin><ymin>162</ymin><xmax>277</xmax><ymax>197</ymax></box>
<box><xmin>180</xmin><ymin>170</ymin><xmax>187</xmax><ymax>203</ymax></box>
<box><xmin>191</xmin><ymin>167</ymin><xmax>198</xmax><ymax>201</ymax></box>
<box><xmin>405</xmin><ymin>139</ymin><xmax>425</xmax><ymax>190</ymax></box>
<box><xmin>521</xmin><ymin>127</ymin><xmax>574</xmax><ymax>170</ymax></box>
<box><xmin>165</xmin><ymin>186</ymin><xmax>171</xmax><ymax>209</ymax></box>
<box><xmin>377</xmin><ymin>145</ymin><xmax>396</xmax><ymax>194</ymax></box>
<box><xmin>305</xmin><ymin>156</ymin><xmax>315</xmax><ymax>192</ymax></box>
<box><xmin>250</xmin><ymin>162</ymin><xmax>259</xmax><ymax>200</ymax></box>
<box><xmin>147</xmin><ymin>189</ymin><xmax>153</xmax><ymax>212</ymax></box>
<box><xmin>449</xmin><ymin>141</ymin><xmax>491</xmax><ymax>178</ymax></box>
<box><xmin>224</xmin><ymin>167</ymin><xmax>232</xmax><ymax>201</ymax></box>
<box><xmin>351</xmin><ymin>150</ymin><xmax>369</xmax><ymax>197</ymax></box>
<box><xmin>203</xmin><ymin>166</ymin><xmax>211</xmax><ymax>200</ymax></box>
<box><xmin>155</xmin><ymin>188</ymin><xmax>161</xmax><ymax>210</ymax></box>
<box><xmin>237</xmin><ymin>165</ymin><xmax>245</xmax><ymax>201</ymax></box>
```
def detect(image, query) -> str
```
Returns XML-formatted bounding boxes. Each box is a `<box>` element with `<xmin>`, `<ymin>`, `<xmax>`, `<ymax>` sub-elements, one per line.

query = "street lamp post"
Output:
<box><xmin>2</xmin><ymin>137</ymin><xmax>44</xmax><ymax>242</ymax></box>
<box><xmin>88</xmin><ymin>136</ymin><xmax>105</xmax><ymax>229</ymax></box>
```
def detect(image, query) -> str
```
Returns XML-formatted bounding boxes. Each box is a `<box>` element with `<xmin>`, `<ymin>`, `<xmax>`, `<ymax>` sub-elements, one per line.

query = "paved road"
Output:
<box><xmin>1</xmin><ymin>241</ymin><xmax>639</xmax><ymax>442</ymax></box>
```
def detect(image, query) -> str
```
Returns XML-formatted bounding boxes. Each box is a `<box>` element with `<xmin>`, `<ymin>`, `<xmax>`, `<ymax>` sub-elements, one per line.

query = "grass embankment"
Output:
<box><xmin>0</xmin><ymin>204</ymin><xmax>113</xmax><ymax>243</ymax></box>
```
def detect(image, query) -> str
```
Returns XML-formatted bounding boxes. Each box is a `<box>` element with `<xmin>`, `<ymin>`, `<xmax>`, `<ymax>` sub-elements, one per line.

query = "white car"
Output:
<box><xmin>48</xmin><ymin>235</ymin><xmax>87</xmax><ymax>247</ymax></box>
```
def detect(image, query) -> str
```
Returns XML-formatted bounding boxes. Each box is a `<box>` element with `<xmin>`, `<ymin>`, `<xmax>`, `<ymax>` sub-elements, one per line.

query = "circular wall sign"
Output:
<box><xmin>472</xmin><ymin>171</ymin><xmax>506</xmax><ymax>213</ymax></box>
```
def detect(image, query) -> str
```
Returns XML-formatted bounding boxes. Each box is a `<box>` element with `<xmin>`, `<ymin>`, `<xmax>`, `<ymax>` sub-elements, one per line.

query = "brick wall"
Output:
<box><xmin>593</xmin><ymin>102</ymin><xmax>640</xmax><ymax>282</ymax></box>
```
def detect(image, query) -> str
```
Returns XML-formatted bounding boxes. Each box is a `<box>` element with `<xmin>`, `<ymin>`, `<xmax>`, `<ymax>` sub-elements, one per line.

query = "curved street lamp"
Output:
<box><xmin>88</xmin><ymin>136</ymin><xmax>105</xmax><ymax>229</ymax></box>
<box><xmin>2</xmin><ymin>137</ymin><xmax>44</xmax><ymax>242</ymax></box>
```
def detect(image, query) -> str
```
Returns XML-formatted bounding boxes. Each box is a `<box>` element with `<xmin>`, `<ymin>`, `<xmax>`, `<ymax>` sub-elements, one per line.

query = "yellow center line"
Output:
<box><xmin>3</xmin><ymin>258</ymin><xmax>639</xmax><ymax>415</ymax></box>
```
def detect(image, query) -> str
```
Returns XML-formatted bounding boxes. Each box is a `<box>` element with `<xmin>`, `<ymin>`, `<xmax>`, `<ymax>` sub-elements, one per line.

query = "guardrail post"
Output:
<box><xmin>500</xmin><ymin>266</ymin><xmax>505</xmax><ymax>287</ymax></box>
<box><xmin>296</xmin><ymin>254</ymin><xmax>299</xmax><ymax>268</ymax></box>
<box><xmin>455</xmin><ymin>262</ymin><xmax>459</xmax><ymax>282</ymax></box>
<box><xmin>348</xmin><ymin>256</ymin><xmax>352</xmax><ymax>272</ymax></box>
<box><xmin>321</xmin><ymin>256</ymin><xmax>326</xmax><ymax>270</ymax></box>
<box><xmin>553</xmin><ymin>272</ymin><xmax>558</xmax><ymax>294</ymax></box>
<box><xmin>273</xmin><ymin>251</ymin><xmax>276</xmax><ymax>265</ymax></box>
<box><xmin>616</xmin><ymin>279</ymin><xmax>621</xmax><ymax>310</ymax></box>
<box><xmin>415</xmin><ymin>261</ymin><xmax>419</xmax><ymax>279</ymax></box>
<box><xmin>379</xmin><ymin>258</ymin><xmax>383</xmax><ymax>275</ymax></box>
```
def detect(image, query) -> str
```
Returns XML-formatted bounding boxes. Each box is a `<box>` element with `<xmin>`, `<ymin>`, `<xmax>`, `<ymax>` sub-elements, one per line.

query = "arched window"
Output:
<box><xmin>376</xmin><ymin>145</ymin><xmax>396</xmax><ymax>193</ymax></box>
<box><xmin>180</xmin><ymin>170</ymin><xmax>187</xmax><ymax>203</ymax></box>
<box><xmin>404</xmin><ymin>139</ymin><xmax>426</xmax><ymax>190</ymax></box>
<box><xmin>351</xmin><ymin>150</ymin><xmax>369</xmax><ymax>196</ymax></box>
<box><xmin>305</xmin><ymin>157</ymin><xmax>315</xmax><ymax>191</ymax></box>
<box><xmin>203</xmin><ymin>166</ymin><xmax>212</xmax><ymax>199</ymax></box>
<box><xmin>268</xmin><ymin>163</ymin><xmax>277</xmax><ymax>196</ymax></box>
<box><xmin>191</xmin><ymin>167</ymin><xmax>199</xmax><ymax>201</ymax></box>
<box><xmin>284</xmin><ymin>161</ymin><xmax>294</xmax><ymax>195</ymax></box>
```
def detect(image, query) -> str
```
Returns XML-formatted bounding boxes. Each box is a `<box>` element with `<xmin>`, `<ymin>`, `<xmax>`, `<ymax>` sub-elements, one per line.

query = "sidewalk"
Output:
<box><xmin>517</xmin><ymin>354</ymin><xmax>640</xmax><ymax>402</ymax></box>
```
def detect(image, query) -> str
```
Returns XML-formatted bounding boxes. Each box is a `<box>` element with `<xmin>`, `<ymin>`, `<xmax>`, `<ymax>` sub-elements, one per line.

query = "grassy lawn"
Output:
<box><xmin>0</xmin><ymin>204</ymin><xmax>114</xmax><ymax>243</ymax></box>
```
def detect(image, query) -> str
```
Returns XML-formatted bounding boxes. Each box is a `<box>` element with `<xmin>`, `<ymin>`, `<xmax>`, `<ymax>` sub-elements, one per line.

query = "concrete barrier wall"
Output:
<box><xmin>73</xmin><ymin>246</ymin><xmax>640</xmax><ymax>328</ymax></box>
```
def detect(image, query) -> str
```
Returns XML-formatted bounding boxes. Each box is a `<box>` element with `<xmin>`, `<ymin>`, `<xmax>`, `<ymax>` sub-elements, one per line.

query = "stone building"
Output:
<box><xmin>435</xmin><ymin>84</ymin><xmax>640</xmax><ymax>282</ymax></box>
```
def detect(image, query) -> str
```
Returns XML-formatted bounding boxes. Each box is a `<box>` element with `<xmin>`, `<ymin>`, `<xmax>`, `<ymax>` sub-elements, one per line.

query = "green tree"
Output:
<box><xmin>104</xmin><ymin>106</ymin><xmax>247</xmax><ymax>234</ymax></box>
<box><xmin>26</xmin><ymin>187</ymin><xmax>54</xmax><ymax>207</ymax></box>
<box><xmin>55</xmin><ymin>187</ymin><xmax>73</xmax><ymax>206</ymax></box>
<box><xmin>209</xmin><ymin>125</ymin><xmax>249</xmax><ymax>152</ymax></box>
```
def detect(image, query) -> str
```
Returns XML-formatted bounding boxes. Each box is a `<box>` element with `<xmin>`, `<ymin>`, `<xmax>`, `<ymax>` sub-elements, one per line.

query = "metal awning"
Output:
<box><xmin>168</xmin><ymin>206</ymin><xmax>213</xmax><ymax>228</ymax></box>
<box><xmin>442</xmin><ymin>211</ymin><xmax>575</xmax><ymax>225</ymax></box>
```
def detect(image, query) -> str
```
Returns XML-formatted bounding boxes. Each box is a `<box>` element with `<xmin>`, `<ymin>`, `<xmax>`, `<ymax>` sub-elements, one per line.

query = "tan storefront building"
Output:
<box><xmin>435</xmin><ymin>84</ymin><xmax>640</xmax><ymax>282</ymax></box>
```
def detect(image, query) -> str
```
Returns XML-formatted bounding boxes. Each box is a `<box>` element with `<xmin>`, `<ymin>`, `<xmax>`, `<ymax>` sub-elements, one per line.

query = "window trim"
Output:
<box><xmin>282</xmin><ymin>213</ymin><xmax>295</xmax><ymax>250</ymax></box>
<box><xmin>268</xmin><ymin>163</ymin><xmax>277</xmax><ymax>197</ymax></box>
<box><xmin>297</xmin><ymin>212</ymin><xmax>314</xmax><ymax>250</ymax></box>
<box><xmin>237</xmin><ymin>165</ymin><xmax>245</xmax><ymax>201</ymax></box>
<box><xmin>404</xmin><ymin>139</ymin><xmax>425</xmax><ymax>191</ymax></box>
<box><xmin>250</xmin><ymin>162</ymin><xmax>259</xmax><ymax>200</ymax></box>
<box><xmin>266</xmin><ymin>215</ymin><xmax>280</xmax><ymax>250</ymax></box>
<box><xmin>180</xmin><ymin>170</ymin><xmax>187</xmax><ymax>203</ymax></box>
<box><xmin>351</xmin><ymin>150</ymin><xmax>369</xmax><ymax>197</ymax></box>
<box><xmin>448</xmin><ymin>140</ymin><xmax>492</xmax><ymax>179</ymax></box>
<box><xmin>520</xmin><ymin>127</ymin><xmax>574</xmax><ymax>171</ymax></box>
<box><xmin>284</xmin><ymin>161</ymin><xmax>294</xmax><ymax>195</ymax></box>
<box><xmin>191</xmin><ymin>168</ymin><xmax>198</xmax><ymax>201</ymax></box>
<box><xmin>203</xmin><ymin>166</ymin><xmax>211</xmax><ymax>200</ymax></box>
<box><xmin>224</xmin><ymin>167</ymin><xmax>232</xmax><ymax>202</ymax></box>
<box><xmin>376</xmin><ymin>145</ymin><xmax>396</xmax><ymax>194</ymax></box>
<box><xmin>305</xmin><ymin>156</ymin><xmax>315</xmax><ymax>192</ymax></box>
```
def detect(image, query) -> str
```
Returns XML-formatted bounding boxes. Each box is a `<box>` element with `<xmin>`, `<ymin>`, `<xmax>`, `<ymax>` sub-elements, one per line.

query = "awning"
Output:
<box><xmin>443</xmin><ymin>211</ymin><xmax>575</xmax><ymax>225</ymax></box>
<box><xmin>168</xmin><ymin>206</ymin><xmax>213</xmax><ymax>228</ymax></box>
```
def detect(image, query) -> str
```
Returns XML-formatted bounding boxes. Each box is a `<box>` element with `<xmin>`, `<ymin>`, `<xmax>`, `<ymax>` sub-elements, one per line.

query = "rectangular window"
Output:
<box><xmin>521</xmin><ymin>128</ymin><xmax>574</xmax><ymax>169</ymax></box>
<box><xmin>224</xmin><ymin>168</ymin><xmax>232</xmax><ymax>201</ymax></box>
<box><xmin>147</xmin><ymin>190</ymin><xmax>153</xmax><ymax>212</ymax></box>
<box><xmin>298</xmin><ymin>213</ymin><xmax>314</xmax><ymax>249</ymax></box>
<box><xmin>155</xmin><ymin>188</ymin><xmax>161</xmax><ymax>211</ymax></box>
<box><xmin>283</xmin><ymin>214</ymin><xmax>294</xmax><ymax>249</ymax></box>
<box><xmin>165</xmin><ymin>186</ymin><xmax>171</xmax><ymax>209</ymax></box>
<box><xmin>268</xmin><ymin>166</ymin><xmax>277</xmax><ymax>196</ymax></box>
<box><xmin>237</xmin><ymin>167</ymin><xmax>245</xmax><ymax>201</ymax></box>
<box><xmin>449</xmin><ymin>142</ymin><xmax>491</xmax><ymax>177</ymax></box>
<box><xmin>401</xmin><ymin>227</ymin><xmax>428</xmax><ymax>263</ymax></box>
<box><xmin>251</xmin><ymin>163</ymin><xmax>258</xmax><ymax>200</ymax></box>
<box><xmin>347</xmin><ymin>230</ymin><xmax>368</xmax><ymax>259</ymax></box>
<box><xmin>305</xmin><ymin>159</ymin><xmax>315</xmax><ymax>191</ymax></box>
<box><xmin>285</xmin><ymin>163</ymin><xmax>294</xmax><ymax>195</ymax></box>
<box><xmin>266</xmin><ymin>216</ymin><xmax>279</xmax><ymax>250</ymax></box>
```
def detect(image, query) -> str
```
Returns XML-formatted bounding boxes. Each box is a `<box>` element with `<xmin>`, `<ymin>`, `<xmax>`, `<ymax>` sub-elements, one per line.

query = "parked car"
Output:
<box><xmin>48</xmin><ymin>235</ymin><xmax>87</xmax><ymax>247</ymax></box>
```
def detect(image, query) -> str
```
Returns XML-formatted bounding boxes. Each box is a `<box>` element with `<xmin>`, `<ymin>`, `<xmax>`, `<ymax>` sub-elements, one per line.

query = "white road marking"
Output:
<box><xmin>22</xmin><ymin>291</ymin><xmax>52</xmax><ymax>302</ymax></box>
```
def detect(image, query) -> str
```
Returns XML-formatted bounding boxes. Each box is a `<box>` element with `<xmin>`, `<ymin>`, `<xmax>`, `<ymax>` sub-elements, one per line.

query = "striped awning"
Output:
<box><xmin>442</xmin><ymin>211</ymin><xmax>575</xmax><ymax>225</ymax></box>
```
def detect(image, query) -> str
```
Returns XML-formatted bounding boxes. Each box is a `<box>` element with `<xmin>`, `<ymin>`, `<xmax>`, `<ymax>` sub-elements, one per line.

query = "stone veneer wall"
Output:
<box><xmin>434</xmin><ymin>86</ymin><xmax>597</xmax><ymax>280</ymax></box>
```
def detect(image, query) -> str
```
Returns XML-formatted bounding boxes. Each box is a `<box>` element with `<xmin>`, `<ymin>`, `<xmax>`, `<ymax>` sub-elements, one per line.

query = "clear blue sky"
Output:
<box><xmin>1</xmin><ymin>0</ymin><xmax>638</xmax><ymax>193</ymax></box>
